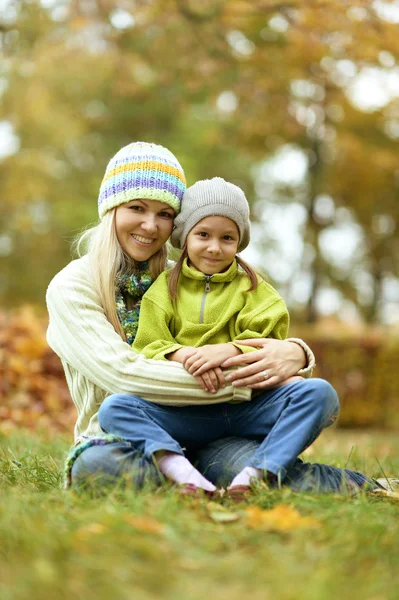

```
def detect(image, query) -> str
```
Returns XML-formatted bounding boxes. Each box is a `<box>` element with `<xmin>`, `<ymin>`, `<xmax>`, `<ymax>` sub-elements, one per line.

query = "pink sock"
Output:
<box><xmin>157</xmin><ymin>452</ymin><xmax>216</xmax><ymax>492</ymax></box>
<box><xmin>229</xmin><ymin>466</ymin><xmax>263</xmax><ymax>489</ymax></box>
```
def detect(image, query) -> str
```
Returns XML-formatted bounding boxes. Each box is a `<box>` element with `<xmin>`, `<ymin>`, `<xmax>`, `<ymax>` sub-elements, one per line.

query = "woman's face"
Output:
<box><xmin>115</xmin><ymin>199</ymin><xmax>175</xmax><ymax>261</ymax></box>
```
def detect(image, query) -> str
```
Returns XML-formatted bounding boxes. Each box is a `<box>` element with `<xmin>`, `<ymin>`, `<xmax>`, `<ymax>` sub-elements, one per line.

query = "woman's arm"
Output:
<box><xmin>46</xmin><ymin>259</ymin><xmax>251</xmax><ymax>403</ymax></box>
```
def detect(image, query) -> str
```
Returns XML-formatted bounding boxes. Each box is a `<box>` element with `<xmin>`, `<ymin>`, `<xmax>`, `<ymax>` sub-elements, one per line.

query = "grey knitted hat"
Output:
<box><xmin>170</xmin><ymin>177</ymin><xmax>250</xmax><ymax>251</ymax></box>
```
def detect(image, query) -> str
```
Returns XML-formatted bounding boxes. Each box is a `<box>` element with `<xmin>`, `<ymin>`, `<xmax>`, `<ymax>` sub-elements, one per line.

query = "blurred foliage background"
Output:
<box><xmin>0</xmin><ymin>0</ymin><xmax>399</xmax><ymax>429</ymax></box>
<box><xmin>1</xmin><ymin>0</ymin><xmax>398</xmax><ymax>326</ymax></box>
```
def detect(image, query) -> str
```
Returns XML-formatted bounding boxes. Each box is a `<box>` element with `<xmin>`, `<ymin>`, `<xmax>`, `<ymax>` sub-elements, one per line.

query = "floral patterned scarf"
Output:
<box><xmin>115</xmin><ymin>262</ymin><xmax>153</xmax><ymax>345</ymax></box>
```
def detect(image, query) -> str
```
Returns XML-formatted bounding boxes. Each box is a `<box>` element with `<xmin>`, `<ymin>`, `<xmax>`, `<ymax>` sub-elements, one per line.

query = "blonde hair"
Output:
<box><xmin>168</xmin><ymin>245</ymin><xmax>259</xmax><ymax>301</ymax></box>
<box><xmin>73</xmin><ymin>209</ymin><xmax>167</xmax><ymax>340</ymax></box>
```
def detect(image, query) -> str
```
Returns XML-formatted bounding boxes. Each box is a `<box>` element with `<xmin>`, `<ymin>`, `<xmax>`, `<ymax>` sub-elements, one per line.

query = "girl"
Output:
<box><xmin>98</xmin><ymin>177</ymin><xmax>343</xmax><ymax>498</ymax></box>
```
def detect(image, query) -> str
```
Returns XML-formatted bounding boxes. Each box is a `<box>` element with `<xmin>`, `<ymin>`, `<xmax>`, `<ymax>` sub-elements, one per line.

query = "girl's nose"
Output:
<box><xmin>207</xmin><ymin>239</ymin><xmax>221</xmax><ymax>253</ymax></box>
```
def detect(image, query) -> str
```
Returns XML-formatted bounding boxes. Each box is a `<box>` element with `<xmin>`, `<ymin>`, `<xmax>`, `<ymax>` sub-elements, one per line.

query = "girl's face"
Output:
<box><xmin>186</xmin><ymin>215</ymin><xmax>239</xmax><ymax>275</ymax></box>
<box><xmin>115</xmin><ymin>199</ymin><xmax>175</xmax><ymax>262</ymax></box>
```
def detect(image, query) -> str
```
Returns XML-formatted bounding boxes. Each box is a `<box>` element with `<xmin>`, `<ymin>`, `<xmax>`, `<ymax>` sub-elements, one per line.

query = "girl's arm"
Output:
<box><xmin>134</xmin><ymin>298</ymin><xmax>229</xmax><ymax>393</ymax></box>
<box><xmin>132</xmin><ymin>294</ymin><xmax>186</xmax><ymax>361</ymax></box>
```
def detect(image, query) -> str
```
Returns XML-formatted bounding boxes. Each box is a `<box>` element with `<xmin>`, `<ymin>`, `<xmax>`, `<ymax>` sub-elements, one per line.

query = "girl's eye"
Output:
<box><xmin>159</xmin><ymin>211</ymin><xmax>174</xmax><ymax>219</ymax></box>
<box><xmin>129</xmin><ymin>205</ymin><xmax>143</xmax><ymax>212</ymax></box>
<box><xmin>198</xmin><ymin>232</ymin><xmax>208</xmax><ymax>238</ymax></box>
<box><xmin>223</xmin><ymin>235</ymin><xmax>234</xmax><ymax>241</ymax></box>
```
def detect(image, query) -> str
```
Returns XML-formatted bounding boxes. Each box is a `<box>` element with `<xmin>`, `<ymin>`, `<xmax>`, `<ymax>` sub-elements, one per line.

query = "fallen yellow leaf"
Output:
<box><xmin>75</xmin><ymin>522</ymin><xmax>107</xmax><ymax>538</ymax></box>
<box><xmin>123</xmin><ymin>515</ymin><xmax>166</xmax><ymax>536</ymax></box>
<box><xmin>205</xmin><ymin>501</ymin><xmax>241</xmax><ymax>524</ymax></box>
<box><xmin>244</xmin><ymin>504</ymin><xmax>320</xmax><ymax>532</ymax></box>
<box><xmin>208</xmin><ymin>511</ymin><xmax>241</xmax><ymax>523</ymax></box>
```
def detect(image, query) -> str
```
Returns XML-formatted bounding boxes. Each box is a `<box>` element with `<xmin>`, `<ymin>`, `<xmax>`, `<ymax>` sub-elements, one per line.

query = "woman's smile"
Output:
<box><xmin>131</xmin><ymin>234</ymin><xmax>156</xmax><ymax>245</ymax></box>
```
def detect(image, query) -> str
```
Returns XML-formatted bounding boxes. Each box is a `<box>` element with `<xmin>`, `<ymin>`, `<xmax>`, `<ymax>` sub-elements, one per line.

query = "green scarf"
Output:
<box><xmin>115</xmin><ymin>262</ymin><xmax>153</xmax><ymax>345</ymax></box>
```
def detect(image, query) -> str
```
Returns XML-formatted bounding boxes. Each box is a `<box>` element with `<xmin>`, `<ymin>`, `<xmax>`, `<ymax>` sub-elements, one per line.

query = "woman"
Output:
<box><xmin>46</xmin><ymin>141</ymin><xmax>373</xmax><ymax>494</ymax></box>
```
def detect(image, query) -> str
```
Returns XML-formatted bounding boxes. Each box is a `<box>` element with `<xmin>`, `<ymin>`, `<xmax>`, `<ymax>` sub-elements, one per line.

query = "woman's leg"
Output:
<box><xmin>70</xmin><ymin>441</ymin><xmax>161</xmax><ymax>491</ymax></box>
<box><xmin>193</xmin><ymin>437</ymin><xmax>375</xmax><ymax>494</ymax></box>
<box><xmin>70</xmin><ymin>437</ymin><xmax>376</xmax><ymax>495</ymax></box>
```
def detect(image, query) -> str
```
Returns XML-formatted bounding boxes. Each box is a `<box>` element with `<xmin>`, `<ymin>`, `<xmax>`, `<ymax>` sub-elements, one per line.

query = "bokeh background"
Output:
<box><xmin>1</xmin><ymin>0</ymin><xmax>399</xmax><ymax>432</ymax></box>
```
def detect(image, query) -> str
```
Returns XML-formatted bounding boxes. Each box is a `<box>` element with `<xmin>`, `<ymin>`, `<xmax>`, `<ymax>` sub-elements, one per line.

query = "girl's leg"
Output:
<box><xmin>98</xmin><ymin>394</ymin><xmax>226</xmax><ymax>492</ymax></box>
<box><xmin>227</xmin><ymin>378</ymin><xmax>340</xmax><ymax>486</ymax></box>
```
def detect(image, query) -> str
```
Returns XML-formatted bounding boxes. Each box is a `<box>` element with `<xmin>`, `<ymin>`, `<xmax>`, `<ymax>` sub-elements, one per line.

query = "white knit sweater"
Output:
<box><xmin>46</xmin><ymin>256</ymin><xmax>314</xmax><ymax>443</ymax></box>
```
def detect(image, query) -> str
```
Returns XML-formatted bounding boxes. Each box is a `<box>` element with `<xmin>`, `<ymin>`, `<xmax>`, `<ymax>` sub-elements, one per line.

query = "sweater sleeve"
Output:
<box><xmin>132</xmin><ymin>292</ymin><xmax>184</xmax><ymax>361</ymax></box>
<box><xmin>46</xmin><ymin>260</ymin><xmax>250</xmax><ymax>402</ymax></box>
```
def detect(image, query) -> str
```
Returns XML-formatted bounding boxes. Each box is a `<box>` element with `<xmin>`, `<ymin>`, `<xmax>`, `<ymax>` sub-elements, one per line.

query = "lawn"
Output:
<box><xmin>1</xmin><ymin>428</ymin><xmax>399</xmax><ymax>600</ymax></box>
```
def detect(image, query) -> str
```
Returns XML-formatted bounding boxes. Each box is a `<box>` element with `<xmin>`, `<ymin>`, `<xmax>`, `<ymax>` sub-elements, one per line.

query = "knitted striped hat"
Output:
<box><xmin>171</xmin><ymin>177</ymin><xmax>251</xmax><ymax>252</ymax></box>
<box><xmin>98</xmin><ymin>142</ymin><xmax>186</xmax><ymax>218</ymax></box>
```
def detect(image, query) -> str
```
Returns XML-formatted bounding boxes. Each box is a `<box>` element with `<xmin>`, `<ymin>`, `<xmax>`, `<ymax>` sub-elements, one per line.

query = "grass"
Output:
<box><xmin>1</xmin><ymin>428</ymin><xmax>399</xmax><ymax>600</ymax></box>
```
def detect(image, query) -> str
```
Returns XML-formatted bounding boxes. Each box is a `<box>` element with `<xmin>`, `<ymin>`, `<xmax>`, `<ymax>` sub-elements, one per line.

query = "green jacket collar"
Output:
<box><xmin>182</xmin><ymin>258</ymin><xmax>238</xmax><ymax>283</ymax></box>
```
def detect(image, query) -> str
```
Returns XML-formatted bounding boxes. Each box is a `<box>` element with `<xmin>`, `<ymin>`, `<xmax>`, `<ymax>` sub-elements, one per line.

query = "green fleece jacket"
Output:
<box><xmin>132</xmin><ymin>259</ymin><xmax>289</xmax><ymax>360</ymax></box>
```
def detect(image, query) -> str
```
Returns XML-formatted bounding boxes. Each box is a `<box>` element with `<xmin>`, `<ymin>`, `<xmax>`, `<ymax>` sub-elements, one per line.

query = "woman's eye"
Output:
<box><xmin>129</xmin><ymin>205</ymin><xmax>143</xmax><ymax>212</ymax></box>
<box><xmin>159</xmin><ymin>211</ymin><xmax>173</xmax><ymax>219</ymax></box>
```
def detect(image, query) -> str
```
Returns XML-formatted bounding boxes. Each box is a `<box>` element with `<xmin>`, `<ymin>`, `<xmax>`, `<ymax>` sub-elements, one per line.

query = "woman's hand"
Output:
<box><xmin>221</xmin><ymin>338</ymin><xmax>306</xmax><ymax>389</ymax></box>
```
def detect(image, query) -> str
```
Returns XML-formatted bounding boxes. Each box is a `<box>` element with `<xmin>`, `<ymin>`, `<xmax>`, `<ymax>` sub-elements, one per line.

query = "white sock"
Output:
<box><xmin>157</xmin><ymin>452</ymin><xmax>216</xmax><ymax>492</ymax></box>
<box><xmin>229</xmin><ymin>466</ymin><xmax>263</xmax><ymax>489</ymax></box>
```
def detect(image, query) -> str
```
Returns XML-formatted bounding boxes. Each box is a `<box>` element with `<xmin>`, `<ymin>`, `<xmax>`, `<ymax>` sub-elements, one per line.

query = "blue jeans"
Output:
<box><xmin>71</xmin><ymin>437</ymin><xmax>374</xmax><ymax>494</ymax></box>
<box><xmin>98</xmin><ymin>379</ymin><xmax>339</xmax><ymax>480</ymax></box>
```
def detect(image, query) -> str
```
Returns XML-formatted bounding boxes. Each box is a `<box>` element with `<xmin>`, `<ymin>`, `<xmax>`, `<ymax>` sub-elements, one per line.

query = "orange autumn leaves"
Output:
<box><xmin>0</xmin><ymin>307</ymin><xmax>75</xmax><ymax>433</ymax></box>
<box><xmin>245</xmin><ymin>504</ymin><xmax>319</xmax><ymax>532</ymax></box>
<box><xmin>73</xmin><ymin>503</ymin><xmax>319</xmax><ymax>548</ymax></box>
<box><xmin>75</xmin><ymin>515</ymin><xmax>167</xmax><ymax>540</ymax></box>
<box><xmin>207</xmin><ymin>502</ymin><xmax>319</xmax><ymax>532</ymax></box>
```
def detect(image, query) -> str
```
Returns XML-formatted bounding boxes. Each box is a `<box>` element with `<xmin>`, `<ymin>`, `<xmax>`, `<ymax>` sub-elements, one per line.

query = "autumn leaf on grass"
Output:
<box><xmin>244</xmin><ymin>505</ymin><xmax>320</xmax><ymax>532</ymax></box>
<box><xmin>123</xmin><ymin>515</ymin><xmax>166</xmax><ymax>536</ymax></box>
<box><xmin>206</xmin><ymin>501</ymin><xmax>241</xmax><ymax>524</ymax></box>
<box><xmin>75</xmin><ymin>522</ymin><xmax>107</xmax><ymax>539</ymax></box>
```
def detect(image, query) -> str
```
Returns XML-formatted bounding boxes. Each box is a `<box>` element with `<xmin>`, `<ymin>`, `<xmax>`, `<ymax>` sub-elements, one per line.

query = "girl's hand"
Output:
<box><xmin>183</xmin><ymin>344</ymin><xmax>241</xmax><ymax>377</ymax></box>
<box><xmin>195</xmin><ymin>367</ymin><xmax>225</xmax><ymax>393</ymax></box>
<box><xmin>167</xmin><ymin>346</ymin><xmax>197</xmax><ymax>364</ymax></box>
<box><xmin>221</xmin><ymin>338</ymin><xmax>306</xmax><ymax>389</ymax></box>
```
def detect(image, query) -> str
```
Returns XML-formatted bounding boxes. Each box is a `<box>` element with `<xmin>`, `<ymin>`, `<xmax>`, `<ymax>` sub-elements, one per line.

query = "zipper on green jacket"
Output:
<box><xmin>200</xmin><ymin>275</ymin><xmax>213</xmax><ymax>323</ymax></box>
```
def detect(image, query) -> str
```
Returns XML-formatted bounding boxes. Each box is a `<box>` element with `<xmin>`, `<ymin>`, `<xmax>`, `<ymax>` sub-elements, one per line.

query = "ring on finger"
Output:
<box><xmin>262</xmin><ymin>370</ymin><xmax>270</xmax><ymax>380</ymax></box>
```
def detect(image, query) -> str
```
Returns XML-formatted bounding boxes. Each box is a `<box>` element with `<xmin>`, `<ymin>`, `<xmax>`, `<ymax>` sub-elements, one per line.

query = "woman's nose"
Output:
<box><xmin>141</xmin><ymin>214</ymin><xmax>157</xmax><ymax>232</ymax></box>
